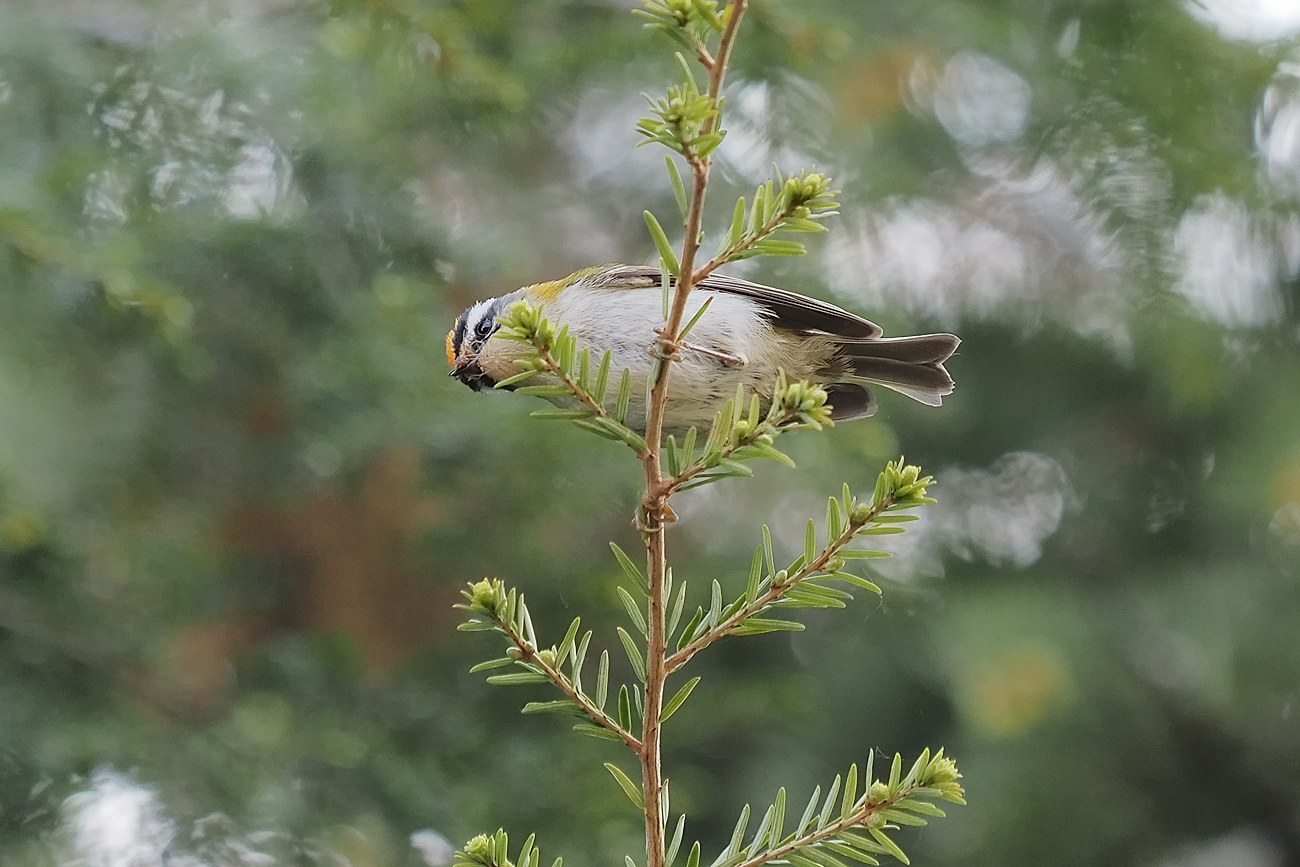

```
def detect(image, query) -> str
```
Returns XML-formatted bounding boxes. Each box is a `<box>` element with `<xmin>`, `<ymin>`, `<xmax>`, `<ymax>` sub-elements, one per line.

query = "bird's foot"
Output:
<box><xmin>682</xmin><ymin>342</ymin><xmax>747</xmax><ymax>368</ymax></box>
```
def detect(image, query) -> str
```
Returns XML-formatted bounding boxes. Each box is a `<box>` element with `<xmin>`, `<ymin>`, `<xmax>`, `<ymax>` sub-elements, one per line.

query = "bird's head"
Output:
<box><xmin>448</xmin><ymin>273</ymin><xmax>595</xmax><ymax>391</ymax></box>
<box><xmin>447</xmin><ymin>295</ymin><xmax>509</xmax><ymax>391</ymax></box>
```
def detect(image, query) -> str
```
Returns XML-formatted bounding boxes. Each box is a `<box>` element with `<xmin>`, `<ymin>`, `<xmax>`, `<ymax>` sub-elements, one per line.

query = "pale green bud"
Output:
<box><xmin>469</xmin><ymin>579</ymin><xmax>499</xmax><ymax>613</ymax></box>
<box><xmin>465</xmin><ymin>835</ymin><xmax>492</xmax><ymax>861</ymax></box>
<box><xmin>926</xmin><ymin>754</ymin><xmax>960</xmax><ymax>785</ymax></box>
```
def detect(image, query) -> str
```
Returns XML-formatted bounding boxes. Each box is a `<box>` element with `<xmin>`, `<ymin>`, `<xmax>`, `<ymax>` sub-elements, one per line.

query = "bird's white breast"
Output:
<box><xmin>544</xmin><ymin>283</ymin><xmax>778</xmax><ymax>431</ymax></box>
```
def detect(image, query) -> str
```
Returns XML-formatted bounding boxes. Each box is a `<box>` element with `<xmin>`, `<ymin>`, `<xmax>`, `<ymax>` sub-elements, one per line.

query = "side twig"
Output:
<box><xmin>732</xmin><ymin>785</ymin><xmax>916</xmax><ymax>867</ymax></box>
<box><xmin>692</xmin><ymin>204</ymin><xmax>804</xmax><ymax>285</ymax></box>
<box><xmin>666</xmin><ymin>493</ymin><xmax>894</xmax><ymax>673</ymax></box>
<box><xmin>496</xmin><ymin>615</ymin><xmax>644</xmax><ymax>752</ymax></box>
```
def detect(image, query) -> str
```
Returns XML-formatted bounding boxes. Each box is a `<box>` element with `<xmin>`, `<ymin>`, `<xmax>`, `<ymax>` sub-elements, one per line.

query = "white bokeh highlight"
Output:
<box><xmin>1171</xmin><ymin>191</ymin><xmax>1298</xmax><ymax>328</ymax></box>
<box><xmin>412</xmin><ymin>830</ymin><xmax>456</xmax><ymax>867</ymax></box>
<box><xmin>931</xmin><ymin>52</ymin><xmax>1032</xmax><ymax>147</ymax></box>
<box><xmin>85</xmin><ymin>80</ymin><xmax>301</xmax><ymax>226</ymax></box>
<box><xmin>1153</xmin><ymin>829</ymin><xmax>1284</xmax><ymax>867</ymax></box>
<box><xmin>824</xmin><ymin>155</ymin><xmax>1134</xmax><ymax>352</ymax></box>
<box><xmin>1187</xmin><ymin>0</ymin><xmax>1300</xmax><ymax>42</ymax></box>
<box><xmin>714</xmin><ymin>76</ymin><xmax>828</xmax><ymax>183</ymax></box>
<box><xmin>567</xmin><ymin>86</ymin><xmax>666</xmax><ymax>193</ymax></box>
<box><xmin>1256</xmin><ymin>62</ymin><xmax>1300</xmax><ymax>194</ymax></box>
<box><xmin>678</xmin><ymin>452</ymin><xmax>1073</xmax><ymax>580</ymax></box>
<box><xmin>58</xmin><ymin>768</ymin><xmax>448</xmax><ymax>867</ymax></box>
<box><xmin>866</xmin><ymin>451</ymin><xmax>1075</xmax><ymax>579</ymax></box>
<box><xmin>62</xmin><ymin>770</ymin><xmax>174</xmax><ymax>867</ymax></box>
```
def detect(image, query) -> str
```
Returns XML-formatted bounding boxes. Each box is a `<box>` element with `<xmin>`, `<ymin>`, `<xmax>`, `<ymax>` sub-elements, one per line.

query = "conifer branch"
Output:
<box><xmin>668</xmin><ymin>496</ymin><xmax>889</xmax><ymax>673</ymax></box>
<box><xmin>458</xmin><ymin>580</ymin><xmax>643</xmax><ymax>752</ymax></box>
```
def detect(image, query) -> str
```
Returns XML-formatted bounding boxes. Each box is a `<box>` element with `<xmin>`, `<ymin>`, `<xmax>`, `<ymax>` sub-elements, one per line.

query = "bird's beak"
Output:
<box><xmin>450</xmin><ymin>356</ymin><xmax>489</xmax><ymax>391</ymax></box>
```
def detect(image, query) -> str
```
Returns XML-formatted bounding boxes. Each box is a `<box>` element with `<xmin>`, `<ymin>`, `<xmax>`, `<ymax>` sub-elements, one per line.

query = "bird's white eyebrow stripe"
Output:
<box><xmin>466</xmin><ymin>299</ymin><xmax>500</xmax><ymax>344</ymax></box>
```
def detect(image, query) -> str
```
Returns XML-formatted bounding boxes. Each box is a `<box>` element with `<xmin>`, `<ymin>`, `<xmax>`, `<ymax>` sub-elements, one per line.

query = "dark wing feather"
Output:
<box><xmin>605</xmin><ymin>265</ymin><xmax>883</xmax><ymax>339</ymax></box>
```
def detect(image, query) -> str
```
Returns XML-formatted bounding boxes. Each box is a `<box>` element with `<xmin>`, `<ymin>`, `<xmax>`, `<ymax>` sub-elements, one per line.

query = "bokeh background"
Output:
<box><xmin>1</xmin><ymin>1</ymin><xmax>1299</xmax><ymax>866</ymax></box>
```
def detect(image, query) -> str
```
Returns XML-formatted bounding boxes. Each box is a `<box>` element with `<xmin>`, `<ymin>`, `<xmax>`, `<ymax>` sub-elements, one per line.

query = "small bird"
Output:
<box><xmin>447</xmin><ymin>264</ymin><xmax>959</xmax><ymax>434</ymax></box>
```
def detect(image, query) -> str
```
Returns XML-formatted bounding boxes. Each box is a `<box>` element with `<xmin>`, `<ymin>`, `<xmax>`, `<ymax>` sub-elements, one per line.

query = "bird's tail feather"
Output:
<box><xmin>834</xmin><ymin>333</ymin><xmax>960</xmax><ymax>407</ymax></box>
<box><xmin>823</xmin><ymin>383</ymin><xmax>877</xmax><ymax>422</ymax></box>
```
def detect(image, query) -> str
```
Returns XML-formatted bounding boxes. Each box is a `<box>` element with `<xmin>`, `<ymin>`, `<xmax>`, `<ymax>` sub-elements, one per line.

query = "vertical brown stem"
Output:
<box><xmin>640</xmin><ymin>508</ymin><xmax>669</xmax><ymax>867</ymax></box>
<box><xmin>639</xmin><ymin>6</ymin><xmax>749</xmax><ymax>867</ymax></box>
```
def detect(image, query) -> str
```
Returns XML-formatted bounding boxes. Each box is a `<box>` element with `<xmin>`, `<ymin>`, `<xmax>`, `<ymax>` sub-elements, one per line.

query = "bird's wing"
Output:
<box><xmin>604</xmin><ymin>265</ymin><xmax>883</xmax><ymax>339</ymax></box>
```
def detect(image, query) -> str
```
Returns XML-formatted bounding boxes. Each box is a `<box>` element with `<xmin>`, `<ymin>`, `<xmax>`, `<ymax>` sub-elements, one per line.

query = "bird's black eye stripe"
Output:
<box><xmin>452</xmin><ymin>311</ymin><xmax>470</xmax><ymax>357</ymax></box>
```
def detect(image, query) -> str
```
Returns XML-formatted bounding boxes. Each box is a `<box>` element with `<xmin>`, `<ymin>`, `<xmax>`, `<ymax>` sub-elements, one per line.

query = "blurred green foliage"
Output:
<box><xmin>1</xmin><ymin>1</ymin><xmax>1299</xmax><ymax>866</ymax></box>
